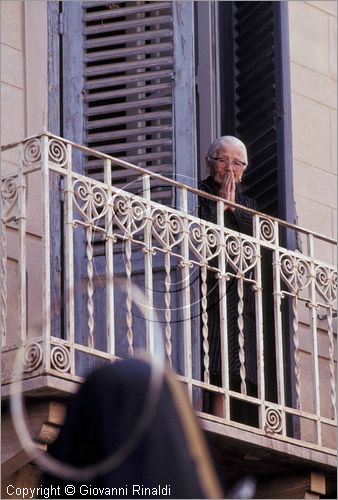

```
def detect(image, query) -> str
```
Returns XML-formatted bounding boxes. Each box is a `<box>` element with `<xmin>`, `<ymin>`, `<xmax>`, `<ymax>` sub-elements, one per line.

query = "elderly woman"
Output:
<box><xmin>198</xmin><ymin>136</ymin><xmax>257</xmax><ymax>422</ymax></box>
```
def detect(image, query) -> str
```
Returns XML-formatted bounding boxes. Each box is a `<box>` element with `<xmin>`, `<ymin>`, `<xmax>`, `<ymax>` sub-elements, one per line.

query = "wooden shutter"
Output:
<box><xmin>219</xmin><ymin>1</ymin><xmax>292</xmax><ymax>218</ymax></box>
<box><xmin>83</xmin><ymin>1</ymin><xmax>174</xmax><ymax>203</ymax></box>
<box><xmin>218</xmin><ymin>1</ymin><xmax>298</xmax><ymax>419</ymax></box>
<box><xmin>234</xmin><ymin>1</ymin><xmax>277</xmax><ymax>215</ymax></box>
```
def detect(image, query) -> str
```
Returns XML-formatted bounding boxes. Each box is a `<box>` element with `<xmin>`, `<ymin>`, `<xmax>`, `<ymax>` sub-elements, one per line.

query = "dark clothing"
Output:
<box><xmin>42</xmin><ymin>359</ymin><xmax>222</xmax><ymax>499</ymax></box>
<box><xmin>198</xmin><ymin>176</ymin><xmax>257</xmax><ymax>390</ymax></box>
<box><xmin>198</xmin><ymin>176</ymin><xmax>255</xmax><ymax>234</ymax></box>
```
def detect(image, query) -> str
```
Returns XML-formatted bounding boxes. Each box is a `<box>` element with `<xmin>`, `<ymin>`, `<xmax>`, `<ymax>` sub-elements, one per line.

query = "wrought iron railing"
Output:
<box><xmin>1</xmin><ymin>133</ymin><xmax>337</xmax><ymax>458</ymax></box>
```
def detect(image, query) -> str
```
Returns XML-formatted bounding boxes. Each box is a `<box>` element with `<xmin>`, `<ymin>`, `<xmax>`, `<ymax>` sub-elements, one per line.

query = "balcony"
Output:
<box><xmin>1</xmin><ymin>133</ymin><xmax>337</xmax><ymax>474</ymax></box>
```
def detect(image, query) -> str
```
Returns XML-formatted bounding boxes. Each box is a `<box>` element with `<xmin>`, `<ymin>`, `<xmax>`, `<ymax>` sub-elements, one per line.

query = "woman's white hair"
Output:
<box><xmin>207</xmin><ymin>136</ymin><xmax>248</xmax><ymax>165</ymax></box>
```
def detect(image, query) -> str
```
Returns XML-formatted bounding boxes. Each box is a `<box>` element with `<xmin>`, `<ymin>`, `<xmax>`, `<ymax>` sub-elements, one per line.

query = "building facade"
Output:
<box><xmin>1</xmin><ymin>1</ymin><xmax>337</xmax><ymax>498</ymax></box>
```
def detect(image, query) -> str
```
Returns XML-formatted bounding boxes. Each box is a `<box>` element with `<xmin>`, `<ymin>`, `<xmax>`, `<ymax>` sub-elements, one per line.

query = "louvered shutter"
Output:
<box><xmin>219</xmin><ymin>1</ymin><xmax>292</xmax><ymax>218</ymax></box>
<box><xmin>234</xmin><ymin>1</ymin><xmax>278</xmax><ymax>215</ymax></box>
<box><xmin>83</xmin><ymin>1</ymin><xmax>174</xmax><ymax>203</ymax></box>
<box><xmin>219</xmin><ymin>1</ymin><xmax>298</xmax><ymax>416</ymax></box>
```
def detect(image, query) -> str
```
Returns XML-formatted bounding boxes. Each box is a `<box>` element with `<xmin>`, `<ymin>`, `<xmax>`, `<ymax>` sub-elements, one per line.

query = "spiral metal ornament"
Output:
<box><xmin>1</xmin><ymin>221</ymin><xmax>7</xmax><ymax>344</ymax></box>
<box><xmin>51</xmin><ymin>345</ymin><xmax>71</xmax><ymax>373</ymax></box>
<box><xmin>1</xmin><ymin>177</ymin><xmax>18</xmax><ymax>222</ymax></box>
<box><xmin>22</xmin><ymin>138</ymin><xmax>41</xmax><ymax>166</ymax></box>
<box><xmin>292</xmin><ymin>295</ymin><xmax>302</xmax><ymax>409</ymax></box>
<box><xmin>48</xmin><ymin>139</ymin><xmax>68</xmax><ymax>167</ymax></box>
<box><xmin>225</xmin><ymin>235</ymin><xmax>257</xmax><ymax>275</ymax></box>
<box><xmin>201</xmin><ymin>265</ymin><xmax>210</xmax><ymax>383</ymax></box>
<box><xmin>150</xmin><ymin>210</ymin><xmax>184</xmax><ymax>359</ymax></box>
<box><xmin>237</xmin><ymin>278</ymin><xmax>247</xmax><ymax>395</ymax></box>
<box><xmin>151</xmin><ymin>210</ymin><xmax>184</xmax><ymax>252</ymax></box>
<box><xmin>327</xmin><ymin>307</ymin><xmax>337</xmax><ymax>420</ymax></box>
<box><xmin>259</xmin><ymin>218</ymin><xmax>276</xmax><ymax>243</ymax></box>
<box><xmin>125</xmin><ymin>238</ymin><xmax>133</xmax><ymax>357</ymax></box>
<box><xmin>23</xmin><ymin>342</ymin><xmax>43</xmax><ymax>373</ymax></box>
<box><xmin>2</xmin><ymin>177</ymin><xmax>18</xmax><ymax>204</ymax></box>
<box><xmin>189</xmin><ymin>222</ymin><xmax>220</xmax><ymax>265</ymax></box>
<box><xmin>280</xmin><ymin>254</ymin><xmax>311</xmax><ymax>293</ymax></box>
<box><xmin>73</xmin><ymin>180</ymin><xmax>108</xmax><ymax>224</ymax></box>
<box><xmin>86</xmin><ymin>225</ymin><xmax>94</xmax><ymax>349</ymax></box>
<box><xmin>264</xmin><ymin>406</ymin><xmax>283</xmax><ymax>434</ymax></box>
<box><xmin>280</xmin><ymin>253</ymin><xmax>309</xmax><ymax>410</ymax></box>
<box><xmin>315</xmin><ymin>265</ymin><xmax>337</xmax><ymax>305</ymax></box>
<box><xmin>112</xmin><ymin>194</ymin><xmax>146</xmax><ymax>240</ymax></box>
<box><xmin>164</xmin><ymin>252</ymin><xmax>172</xmax><ymax>366</ymax></box>
<box><xmin>226</xmin><ymin>235</ymin><xmax>241</xmax><ymax>259</ymax></box>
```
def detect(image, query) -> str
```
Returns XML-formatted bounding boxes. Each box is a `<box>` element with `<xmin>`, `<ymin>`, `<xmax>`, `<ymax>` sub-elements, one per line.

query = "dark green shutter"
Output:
<box><xmin>219</xmin><ymin>1</ymin><xmax>297</xmax><ymax>419</ymax></box>
<box><xmin>219</xmin><ymin>1</ymin><xmax>293</xmax><ymax>219</ymax></box>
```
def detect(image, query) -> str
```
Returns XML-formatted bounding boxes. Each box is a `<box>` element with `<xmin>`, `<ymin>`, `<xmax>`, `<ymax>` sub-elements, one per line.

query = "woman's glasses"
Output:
<box><xmin>209</xmin><ymin>156</ymin><xmax>246</xmax><ymax>169</ymax></box>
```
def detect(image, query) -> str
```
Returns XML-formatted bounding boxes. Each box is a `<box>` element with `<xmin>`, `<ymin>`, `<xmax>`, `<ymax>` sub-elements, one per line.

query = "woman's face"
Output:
<box><xmin>209</xmin><ymin>142</ymin><xmax>247</xmax><ymax>185</ymax></box>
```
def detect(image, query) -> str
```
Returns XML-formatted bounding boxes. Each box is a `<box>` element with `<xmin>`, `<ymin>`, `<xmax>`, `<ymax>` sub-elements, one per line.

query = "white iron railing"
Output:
<box><xmin>1</xmin><ymin>133</ymin><xmax>337</xmax><ymax>457</ymax></box>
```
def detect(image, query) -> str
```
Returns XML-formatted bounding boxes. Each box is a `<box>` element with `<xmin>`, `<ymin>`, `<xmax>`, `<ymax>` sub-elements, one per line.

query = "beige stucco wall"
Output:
<box><xmin>1</xmin><ymin>0</ymin><xmax>47</xmax><ymax>232</ymax></box>
<box><xmin>1</xmin><ymin>1</ymin><xmax>25</xmax><ymax>152</ymax></box>
<box><xmin>1</xmin><ymin>1</ymin><xmax>48</xmax><ymax>348</ymax></box>
<box><xmin>288</xmin><ymin>0</ymin><xmax>337</xmax><ymax>261</ymax></box>
<box><xmin>1</xmin><ymin>0</ymin><xmax>48</xmax><ymax>148</ymax></box>
<box><xmin>288</xmin><ymin>1</ymin><xmax>337</xmax><ymax>446</ymax></box>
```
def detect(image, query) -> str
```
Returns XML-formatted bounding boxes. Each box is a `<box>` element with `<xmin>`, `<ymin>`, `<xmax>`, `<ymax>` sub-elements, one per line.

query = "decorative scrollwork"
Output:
<box><xmin>264</xmin><ymin>406</ymin><xmax>283</xmax><ymax>434</ymax></box>
<box><xmin>280</xmin><ymin>254</ymin><xmax>311</xmax><ymax>293</ymax></box>
<box><xmin>225</xmin><ymin>235</ymin><xmax>258</xmax><ymax>275</ymax></box>
<box><xmin>1</xmin><ymin>177</ymin><xmax>18</xmax><ymax>223</ymax></box>
<box><xmin>1</xmin><ymin>177</ymin><xmax>18</xmax><ymax>204</ymax></box>
<box><xmin>151</xmin><ymin>210</ymin><xmax>184</xmax><ymax>251</ymax></box>
<box><xmin>150</xmin><ymin>209</ymin><xmax>182</xmax><ymax>364</ymax></box>
<box><xmin>315</xmin><ymin>265</ymin><xmax>337</xmax><ymax>305</ymax></box>
<box><xmin>259</xmin><ymin>218</ymin><xmax>276</xmax><ymax>243</ymax></box>
<box><xmin>48</xmin><ymin>139</ymin><xmax>68</xmax><ymax>167</ymax></box>
<box><xmin>189</xmin><ymin>222</ymin><xmax>221</xmax><ymax>265</ymax></box>
<box><xmin>280</xmin><ymin>254</ymin><xmax>309</xmax><ymax>409</ymax></box>
<box><xmin>112</xmin><ymin>194</ymin><xmax>147</xmax><ymax>239</ymax></box>
<box><xmin>73</xmin><ymin>180</ymin><xmax>108</xmax><ymax>223</ymax></box>
<box><xmin>23</xmin><ymin>342</ymin><xmax>43</xmax><ymax>373</ymax></box>
<box><xmin>22</xmin><ymin>138</ymin><xmax>41</xmax><ymax>165</ymax></box>
<box><xmin>51</xmin><ymin>345</ymin><xmax>71</xmax><ymax>373</ymax></box>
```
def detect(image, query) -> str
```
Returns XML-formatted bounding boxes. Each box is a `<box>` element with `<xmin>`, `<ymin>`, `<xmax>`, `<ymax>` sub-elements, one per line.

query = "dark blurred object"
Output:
<box><xmin>42</xmin><ymin>358</ymin><xmax>223</xmax><ymax>499</ymax></box>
